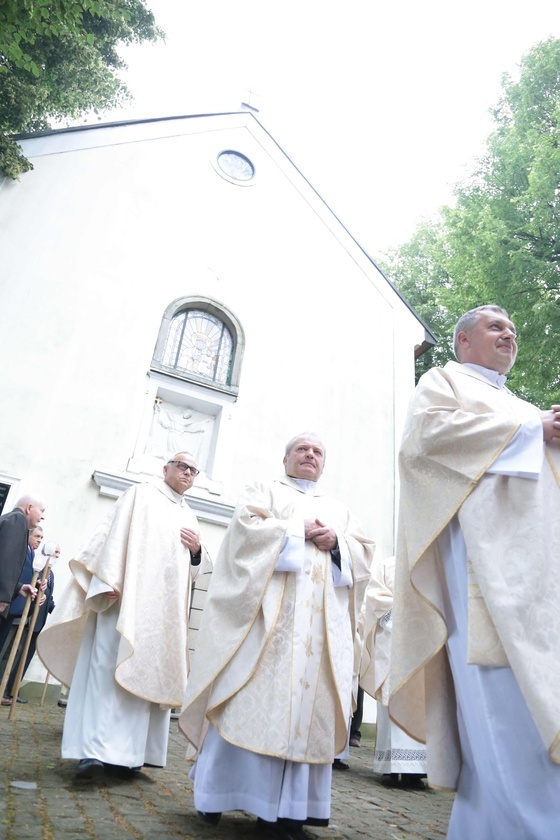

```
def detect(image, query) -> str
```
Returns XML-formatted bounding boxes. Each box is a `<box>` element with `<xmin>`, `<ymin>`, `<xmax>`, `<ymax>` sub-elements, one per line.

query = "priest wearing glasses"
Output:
<box><xmin>38</xmin><ymin>452</ymin><xmax>211</xmax><ymax>781</ymax></box>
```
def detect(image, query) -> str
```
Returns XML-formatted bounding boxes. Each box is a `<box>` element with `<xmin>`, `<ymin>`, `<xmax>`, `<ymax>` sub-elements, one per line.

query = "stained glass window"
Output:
<box><xmin>162</xmin><ymin>309</ymin><xmax>233</xmax><ymax>385</ymax></box>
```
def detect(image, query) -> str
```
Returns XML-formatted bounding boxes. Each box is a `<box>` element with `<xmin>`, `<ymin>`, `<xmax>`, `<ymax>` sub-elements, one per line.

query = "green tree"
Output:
<box><xmin>380</xmin><ymin>220</ymin><xmax>457</xmax><ymax>381</ymax></box>
<box><xmin>384</xmin><ymin>38</ymin><xmax>560</xmax><ymax>407</ymax></box>
<box><xmin>0</xmin><ymin>0</ymin><xmax>162</xmax><ymax>178</ymax></box>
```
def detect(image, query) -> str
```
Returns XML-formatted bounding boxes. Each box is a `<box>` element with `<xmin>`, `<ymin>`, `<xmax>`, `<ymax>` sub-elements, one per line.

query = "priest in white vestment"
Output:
<box><xmin>179</xmin><ymin>433</ymin><xmax>374</xmax><ymax>839</ymax></box>
<box><xmin>38</xmin><ymin>452</ymin><xmax>211</xmax><ymax>781</ymax></box>
<box><xmin>389</xmin><ymin>305</ymin><xmax>560</xmax><ymax>839</ymax></box>
<box><xmin>359</xmin><ymin>557</ymin><xmax>427</xmax><ymax>789</ymax></box>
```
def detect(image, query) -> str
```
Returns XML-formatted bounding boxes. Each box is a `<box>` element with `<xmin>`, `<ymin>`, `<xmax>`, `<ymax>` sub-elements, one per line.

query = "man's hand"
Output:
<box><xmin>180</xmin><ymin>527</ymin><xmax>201</xmax><ymax>555</ymax></box>
<box><xmin>304</xmin><ymin>518</ymin><xmax>338</xmax><ymax>551</ymax></box>
<box><xmin>541</xmin><ymin>406</ymin><xmax>560</xmax><ymax>444</ymax></box>
<box><xmin>105</xmin><ymin>590</ymin><xmax>119</xmax><ymax>601</ymax></box>
<box><xmin>19</xmin><ymin>584</ymin><xmax>37</xmax><ymax>600</ymax></box>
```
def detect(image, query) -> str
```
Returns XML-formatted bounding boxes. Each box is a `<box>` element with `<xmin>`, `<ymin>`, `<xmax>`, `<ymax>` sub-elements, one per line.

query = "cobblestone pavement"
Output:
<box><xmin>0</xmin><ymin>698</ymin><xmax>453</xmax><ymax>839</ymax></box>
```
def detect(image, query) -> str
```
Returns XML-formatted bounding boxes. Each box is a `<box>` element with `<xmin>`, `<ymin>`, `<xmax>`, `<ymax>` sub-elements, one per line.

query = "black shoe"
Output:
<box><xmin>332</xmin><ymin>759</ymin><xmax>349</xmax><ymax>770</ymax></box>
<box><xmin>75</xmin><ymin>758</ymin><xmax>105</xmax><ymax>781</ymax></box>
<box><xmin>256</xmin><ymin>819</ymin><xmax>308</xmax><ymax>839</ymax></box>
<box><xmin>15</xmin><ymin>696</ymin><xmax>28</xmax><ymax>704</ymax></box>
<box><xmin>401</xmin><ymin>773</ymin><xmax>427</xmax><ymax>790</ymax></box>
<box><xmin>197</xmin><ymin>811</ymin><xmax>221</xmax><ymax>825</ymax></box>
<box><xmin>279</xmin><ymin>821</ymin><xmax>309</xmax><ymax>840</ymax></box>
<box><xmin>131</xmin><ymin>764</ymin><xmax>163</xmax><ymax>771</ymax></box>
<box><xmin>380</xmin><ymin>773</ymin><xmax>401</xmax><ymax>787</ymax></box>
<box><xmin>103</xmin><ymin>763</ymin><xmax>138</xmax><ymax>779</ymax></box>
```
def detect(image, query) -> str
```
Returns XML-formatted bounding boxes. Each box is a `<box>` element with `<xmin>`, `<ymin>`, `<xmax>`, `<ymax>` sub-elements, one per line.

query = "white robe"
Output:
<box><xmin>359</xmin><ymin>557</ymin><xmax>427</xmax><ymax>777</ymax></box>
<box><xmin>183</xmin><ymin>476</ymin><xmax>374</xmax><ymax>821</ymax></box>
<box><xmin>438</xmin><ymin>517</ymin><xmax>560</xmax><ymax>839</ymax></box>
<box><xmin>390</xmin><ymin>361</ymin><xmax>560</xmax><ymax>795</ymax></box>
<box><xmin>371</xmin><ymin>608</ymin><xmax>426</xmax><ymax>776</ymax></box>
<box><xmin>191</xmin><ymin>724</ymin><xmax>332</xmax><ymax>822</ymax></box>
<box><xmin>62</xmin><ymin>603</ymin><xmax>170</xmax><ymax>766</ymax></box>
<box><xmin>437</xmin><ymin>423</ymin><xmax>560</xmax><ymax>840</ymax></box>
<box><xmin>39</xmin><ymin>479</ymin><xmax>211</xmax><ymax>768</ymax></box>
<box><xmin>373</xmin><ymin>703</ymin><xmax>426</xmax><ymax>775</ymax></box>
<box><xmin>395</xmin><ymin>365</ymin><xmax>560</xmax><ymax>840</ymax></box>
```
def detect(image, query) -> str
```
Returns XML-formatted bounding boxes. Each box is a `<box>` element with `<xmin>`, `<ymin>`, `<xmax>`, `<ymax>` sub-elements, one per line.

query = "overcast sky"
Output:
<box><xmin>97</xmin><ymin>0</ymin><xmax>559</xmax><ymax>257</ymax></box>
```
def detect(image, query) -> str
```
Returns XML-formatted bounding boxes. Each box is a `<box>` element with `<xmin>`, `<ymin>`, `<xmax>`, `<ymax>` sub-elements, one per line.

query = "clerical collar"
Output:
<box><xmin>290</xmin><ymin>477</ymin><xmax>318</xmax><ymax>495</ymax></box>
<box><xmin>158</xmin><ymin>478</ymin><xmax>185</xmax><ymax>503</ymax></box>
<box><xmin>463</xmin><ymin>363</ymin><xmax>508</xmax><ymax>390</ymax></box>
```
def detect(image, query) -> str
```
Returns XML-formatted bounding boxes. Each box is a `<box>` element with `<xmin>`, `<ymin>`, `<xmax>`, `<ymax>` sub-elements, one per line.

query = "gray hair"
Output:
<box><xmin>284</xmin><ymin>432</ymin><xmax>326</xmax><ymax>457</ymax></box>
<box><xmin>15</xmin><ymin>494</ymin><xmax>45</xmax><ymax>511</ymax></box>
<box><xmin>453</xmin><ymin>305</ymin><xmax>510</xmax><ymax>358</ymax></box>
<box><xmin>166</xmin><ymin>451</ymin><xmax>196</xmax><ymax>464</ymax></box>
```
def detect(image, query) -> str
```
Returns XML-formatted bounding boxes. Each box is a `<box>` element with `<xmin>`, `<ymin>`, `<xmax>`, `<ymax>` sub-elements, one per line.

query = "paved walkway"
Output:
<box><xmin>0</xmin><ymin>696</ymin><xmax>453</xmax><ymax>839</ymax></box>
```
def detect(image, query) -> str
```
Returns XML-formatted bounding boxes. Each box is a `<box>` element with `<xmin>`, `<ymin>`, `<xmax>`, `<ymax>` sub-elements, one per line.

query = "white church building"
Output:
<box><xmin>0</xmin><ymin>111</ymin><xmax>434</xmax><ymax>693</ymax></box>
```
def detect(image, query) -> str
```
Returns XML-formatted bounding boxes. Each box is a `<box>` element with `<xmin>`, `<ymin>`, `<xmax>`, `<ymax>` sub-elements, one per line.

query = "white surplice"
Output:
<box><xmin>373</xmin><ymin>703</ymin><xmax>426</xmax><ymax>774</ymax></box>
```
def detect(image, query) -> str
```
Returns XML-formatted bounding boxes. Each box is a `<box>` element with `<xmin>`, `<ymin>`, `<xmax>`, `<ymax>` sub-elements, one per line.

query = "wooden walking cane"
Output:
<box><xmin>0</xmin><ymin>570</ymin><xmax>39</xmax><ymax>703</ymax></box>
<box><xmin>40</xmin><ymin>670</ymin><xmax>50</xmax><ymax>706</ymax></box>
<box><xmin>8</xmin><ymin>562</ymin><xmax>51</xmax><ymax>720</ymax></box>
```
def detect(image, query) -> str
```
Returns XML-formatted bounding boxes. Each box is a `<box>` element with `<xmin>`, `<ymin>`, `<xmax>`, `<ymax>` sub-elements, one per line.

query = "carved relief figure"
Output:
<box><xmin>145</xmin><ymin>401</ymin><xmax>214</xmax><ymax>471</ymax></box>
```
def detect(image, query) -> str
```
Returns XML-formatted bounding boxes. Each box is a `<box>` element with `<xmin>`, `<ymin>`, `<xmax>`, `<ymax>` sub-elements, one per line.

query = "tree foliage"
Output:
<box><xmin>0</xmin><ymin>0</ymin><xmax>162</xmax><ymax>178</ymax></box>
<box><xmin>383</xmin><ymin>38</ymin><xmax>560</xmax><ymax>407</ymax></box>
<box><xmin>379</xmin><ymin>221</ymin><xmax>457</xmax><ymax>381</ymax></box>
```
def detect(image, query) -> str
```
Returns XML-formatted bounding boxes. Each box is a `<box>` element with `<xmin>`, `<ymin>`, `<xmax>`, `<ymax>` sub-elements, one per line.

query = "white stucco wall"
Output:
<box><xmin>0</xmin><ymin>114</ymin><xmax>427</xmax><ymax>698</ymax></box>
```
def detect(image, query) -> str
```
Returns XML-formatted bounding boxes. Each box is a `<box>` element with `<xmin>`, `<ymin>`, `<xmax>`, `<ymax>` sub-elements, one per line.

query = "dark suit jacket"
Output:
<box><xmin>0</xmin><ymin>509</ymin><xmax>29</xmax><ymax>617</ymax></box>
<box><xmin>35</xmin><ymin>570</ymin><xmax>55</xmax><ymax>633</ymax></box>
<box><xmin>9</xmin><ymin>546</ymin><xmax>34</xmax><ymax>617</ymax></box>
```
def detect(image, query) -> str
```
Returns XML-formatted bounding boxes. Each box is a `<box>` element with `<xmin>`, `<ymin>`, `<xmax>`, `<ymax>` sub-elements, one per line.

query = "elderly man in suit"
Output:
<box><xmin>0</xmin><ymin>495</ymin><xmax>46</xmax><ymax>622</ymax></box>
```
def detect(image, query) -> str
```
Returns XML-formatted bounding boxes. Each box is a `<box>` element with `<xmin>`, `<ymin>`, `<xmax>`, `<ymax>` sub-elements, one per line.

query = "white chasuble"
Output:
<box><xmin>389</xmin><ymin>361</ymin><xmax>560</xmax><ymax>790</ymax></box>
<box><xmin>180</xmin><ymin>476</ymin><xmax>374</xmax><ymax>764</ymax></box>
<box><xmin>38</xmin><ymin>479</ymin><xmax>211</xmax><ymax>708</ymax></box>
<box><xmin>215</xmin><ymin>526</ymin><xmax>336</xmax><ymax>762</ymax></box>
<box><xmin>359</xmin><ymin>556</ymin><xmax>396</xmax><ymax>706</ymax></box>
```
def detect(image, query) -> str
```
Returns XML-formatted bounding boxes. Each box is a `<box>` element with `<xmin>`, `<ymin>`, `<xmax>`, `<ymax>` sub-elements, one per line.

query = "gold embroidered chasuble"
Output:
<box><xmin>389</xmin><ymin>361</ymin><xmax>560</xmax><ymax>788</ymax></box>
<box><xmin>359</xmin><ymin>556</ymin><xmax>395</xmax><ymax>706</ymax></box>
<box><xmin>179</xmin><ymin>476</ymin><xmax>374</xmax><ymax>763</ymax></box>
<box><xmin>37</xmin><ymin>480</ymin><xmax>211</xmax><ymax>708</ymax></box>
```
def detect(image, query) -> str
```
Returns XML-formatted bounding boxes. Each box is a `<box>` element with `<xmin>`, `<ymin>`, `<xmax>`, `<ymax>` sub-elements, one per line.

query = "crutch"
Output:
<box><xmin>0</xmin><ymin>570</ymin><xmax>40</xmax><ymax>702</ymax></box>
<box><xmin>7</xmin><ymin>542</ymin><xmax>58</xmax><ymax>718</ymax></box>
<box><xmin>40</xmin><ymin>670</ymin><xmax>51</xmax><ymax>706</ymax></box>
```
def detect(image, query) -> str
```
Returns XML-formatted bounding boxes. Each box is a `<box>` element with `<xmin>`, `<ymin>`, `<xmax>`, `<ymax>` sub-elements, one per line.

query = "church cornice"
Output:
<box><xmin>91</xmin><ymin>470</ymin><xmax>234</xmax><ymax>526</ymax></box>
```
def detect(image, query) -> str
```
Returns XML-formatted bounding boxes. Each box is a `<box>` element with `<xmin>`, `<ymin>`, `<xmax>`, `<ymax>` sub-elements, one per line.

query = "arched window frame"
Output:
<box><xmin>151</xmin><ymin>296</ymin><xmax>245</xmax><ymax>397</ymax></box>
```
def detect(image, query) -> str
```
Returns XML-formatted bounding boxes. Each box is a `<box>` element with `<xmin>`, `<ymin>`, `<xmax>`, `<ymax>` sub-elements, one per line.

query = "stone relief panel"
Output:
<box><xmin>124</xmin><ymin>371</ymin><xmax>237</xmax><ymax>502</ymax></box>
<box><xmin>144</xmin><ymin>401</ymin><xmax>215</xmax><ymax>472</ymax></box>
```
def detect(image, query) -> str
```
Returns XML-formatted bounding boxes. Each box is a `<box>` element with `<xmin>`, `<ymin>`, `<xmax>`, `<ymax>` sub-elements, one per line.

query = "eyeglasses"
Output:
<box><xmin>167</xmin><ymin>461</ymin><xmax>200</xmax><ymax>476</ymax></box>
